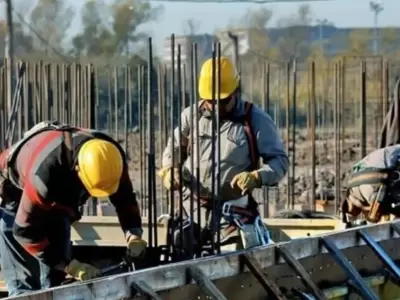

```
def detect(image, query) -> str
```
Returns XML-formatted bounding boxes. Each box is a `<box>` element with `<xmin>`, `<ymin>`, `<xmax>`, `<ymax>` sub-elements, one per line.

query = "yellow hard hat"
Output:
<box><xmin>198</xmin><ymin>56</ymin><xmax>239</xmax><ymax>100</ymax></box>
<box><xmin>77</xmin><ymin>139</ymin><xmax>123</xmax><ymax>197</ymax></box>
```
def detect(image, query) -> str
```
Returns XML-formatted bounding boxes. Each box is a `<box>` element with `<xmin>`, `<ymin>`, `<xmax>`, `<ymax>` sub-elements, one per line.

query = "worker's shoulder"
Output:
<box><xmin>366</xmin><ymin>145</ymin><xmax>400</xmax><ymax>158</ymax></box>
<box><xmin>247</xmin><ymin>102</ymin><xmax>275</xmax><ymax>128</ymax></box>
<box><xmin>370</xmin><ymin>144</ymin><xmax>400</xmax><ymax>161</ymax></box>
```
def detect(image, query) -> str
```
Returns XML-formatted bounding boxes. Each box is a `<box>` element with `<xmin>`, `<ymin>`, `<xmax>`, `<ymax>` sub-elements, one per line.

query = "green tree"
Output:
<box><xmin>29</xmin><ymin>0</ymin><xmax>75</xmax><ymax>54</ymax></box>
<box><xmin>344</xmin><ymin>29</ymin><xmax>372</xmax><ymax>56</ymax></box>
<box><xmin>379</xmin><ymin>28</ymin><xmax>399</xmax><ymax>56</ymax></box>
<box><xmin>70</xmin><ymin>0</ymin><xmax>112</xmax><ymax>57</ymax></box>
<box><xmin>71</xmin><ymin>0</ymin><xmax>162</xmax><ymax>61</ymax></box>
<box><xmin>0</xmin><ymin>20</ymin><xmax>34</xmax><ymax>58</ymax></box>
<box><xmin>276</xmin><ymin>4</ymin><xmax>314</xmax><ymax>61</ymax></box>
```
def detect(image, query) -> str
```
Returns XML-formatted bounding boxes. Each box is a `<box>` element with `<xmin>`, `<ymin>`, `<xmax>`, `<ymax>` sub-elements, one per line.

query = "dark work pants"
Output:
<box><xmin>0</xmin><ymin>207</ymin><xmax>66</xmax><ymax>296</ymax></box>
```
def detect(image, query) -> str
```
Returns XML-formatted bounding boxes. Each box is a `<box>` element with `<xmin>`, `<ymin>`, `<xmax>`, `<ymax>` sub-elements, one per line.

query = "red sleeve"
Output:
<box><xmin>13</xmin><ymin>188</ymin><xmax>72</xmax><ymax>269</ymax></box>
<box><xmin>13</xmin><ymin>189</ymin><xmax>49</xmax><ymax>257</ymax></box>
<box><xmin>12</xmin><ymin>131</ymin><xmax>72</xmax><ymax>267</ymax></box>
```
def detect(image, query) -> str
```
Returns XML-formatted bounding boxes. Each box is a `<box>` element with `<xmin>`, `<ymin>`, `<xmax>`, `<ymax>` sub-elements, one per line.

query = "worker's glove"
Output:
<box><xmin>230</xmin><ymin>171</ymin><xmax>261</xmax><ymax>195</ymax></box>
<box><xmin>127</xmin><ymin>236</ymin><xmax>147</xmax><ymax>258</ymax></box>
<box><xmin>157</xmin><ymin>166</ymin><xmax>191</xmax><ymax>190</ymax></box>
<box><xmin>65</xmin><ymin>259</ymin><xmax>101</xmax><ymax>281</ymax></box>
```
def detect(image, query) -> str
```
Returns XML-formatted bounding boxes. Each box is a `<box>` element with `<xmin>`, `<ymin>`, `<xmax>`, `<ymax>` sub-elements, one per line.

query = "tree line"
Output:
<box><xmin>0</xmin><ymin>0</ymin><xmax>161</xmax><ymax>64</ymax></box>
<box><xmin>1</xmin><ymin>1</ymin><xmax>398</xmax><ymax>129</ymax></box>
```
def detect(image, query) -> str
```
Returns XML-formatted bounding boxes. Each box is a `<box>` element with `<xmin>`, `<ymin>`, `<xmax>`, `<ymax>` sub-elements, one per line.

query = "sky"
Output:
<box><xmin>17</xmin><ymin>0</ymin><xmax>400</xmax><ymax>55</ymax></box>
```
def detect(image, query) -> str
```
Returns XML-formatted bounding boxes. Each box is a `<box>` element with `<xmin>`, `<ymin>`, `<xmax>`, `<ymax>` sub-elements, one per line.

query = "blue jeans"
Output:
<box><xmin>0</xmin><ymin>208</ymin><xmax>66</xmax><ymax>296</ymax></box>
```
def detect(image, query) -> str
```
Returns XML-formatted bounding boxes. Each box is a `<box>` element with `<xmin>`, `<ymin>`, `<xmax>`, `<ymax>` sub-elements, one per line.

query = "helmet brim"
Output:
<box><xmin>87</xmin><ymin>182</ymin><xmax>119</xmax><ymax>198</ymax></box>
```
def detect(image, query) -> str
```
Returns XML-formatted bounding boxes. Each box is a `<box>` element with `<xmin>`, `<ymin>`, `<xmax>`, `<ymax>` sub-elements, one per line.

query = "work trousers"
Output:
<box><xmin>0</xmin><ymin>207</ymin><xmax>66</xmax><ymax>296</ymax></box>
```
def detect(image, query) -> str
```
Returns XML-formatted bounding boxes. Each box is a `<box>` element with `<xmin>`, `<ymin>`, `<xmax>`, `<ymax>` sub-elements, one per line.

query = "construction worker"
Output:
<box><xmin>158</xmin><ymin>57</ymin><xmax>289</xmax><ymax>254</ymax></box>
<box><xmin>0</xmin><ymin>121</ymin><xmax>146</xmax><ymax>296</ymax></box>
<box><xmin>342</xmin><ymin>145</ymin><xmax>400</xmax><ymax>226</ymax></box>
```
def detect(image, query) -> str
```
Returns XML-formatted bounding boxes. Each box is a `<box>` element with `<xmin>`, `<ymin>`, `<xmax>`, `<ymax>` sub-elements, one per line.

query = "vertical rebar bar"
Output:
<box><xmin>176</xmin><ymin>44</ymin><xmax>184</xmax><ymax>253</ymax></box>
<box><xmin>147</xmin><ymin>37</ymin><xmax>156</xmax><ymax>247</ymax></box>
<box><xmin>169</xmin><ymin>34</ymin><xmax>176</xmax><ymax>258</ymax></box>
<box><xmin>291</xmin><ymin>59</ymin><xmax>297</xmax><ymax>209</ymax></box>
<box><xmin>192</xmin><ymin>43</ymin><xmax>201</xmax><ymax>257</ymax></box>
<box><xmin>360</xmin><ymin>60</ymin><xmax>367</xmax><ymax>158</ymax></box>
<box><xmin>310</xmin><ymin>61</ymin><xmax>316</xmax><ymax>211</ymax></box>
<box><xmin>215</xmin><ymin>43</ymin><xmax>221</xmax><ymax>254</ymax></box>
<box><xmin>285</xmin><ymin>62</ymin><xmax>291</xmax><ymax>209</ymax></box>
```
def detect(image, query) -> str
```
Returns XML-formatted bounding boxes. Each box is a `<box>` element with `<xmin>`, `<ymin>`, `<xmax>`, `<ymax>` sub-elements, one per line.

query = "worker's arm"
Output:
<box><xmin>109</xmin><ymin>162</ymin><xmax>143</xmax><ymax>241</ymax></box>
<box><xmin>161</xmin><ymin>106</ymin><xmax>192</xmax><ymax>167</ymax></box>
<box><xmin>12</xmin><ymin>132</ymin><xmax>74</xmax><ymax>271</ymax></box>
<box><xmin>252</xmin><ymin>108</ymin><xmax>289</xmax><ymax>186</ymax></box>
<box><xmin>13</xmin><ymin>173</ymin><xmax>72</xmax><ymax>271</ymax></box>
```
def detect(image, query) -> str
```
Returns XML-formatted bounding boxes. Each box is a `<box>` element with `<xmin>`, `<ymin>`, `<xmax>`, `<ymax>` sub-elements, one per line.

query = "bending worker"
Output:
<box><xmin>0</xmin><ymin>121</ymin><xmax>147</xmax><ymax>296</ymax></box>
<box><xmin>158</xmin><ymin>56</ymin><xmax>289</xmax><ymax>253</ymax></box>
<box><xmin>342</xmin><ymin>144</ymin><xmax>400</xmax><ymax>226</ymax></box>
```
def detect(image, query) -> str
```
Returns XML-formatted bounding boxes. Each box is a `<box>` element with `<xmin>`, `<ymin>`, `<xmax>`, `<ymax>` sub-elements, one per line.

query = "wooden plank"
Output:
<box><xmin>71</xmin><ymin>216</ymin><xmax>167</xmax><ymax>246</ymax></box>
<box><xmin>71</xmin><ymin>217</ymin><xmax>341</xmax><ymax>246</ymax></box>
<box><xmin>13</xmin><ymin>220</ymin><xmax>400</xmax><ymax>300</ymax></box>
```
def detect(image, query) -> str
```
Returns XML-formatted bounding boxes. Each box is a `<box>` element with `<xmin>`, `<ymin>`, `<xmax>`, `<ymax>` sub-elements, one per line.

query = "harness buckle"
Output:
<box><xmin>234</xmin><ymin>218</ymin><xmax>245</xmax><ymax>229</ymax></box>
<box><xmin>222</xmin><ymin>202</ymin><xmax>233</xmax><ymax>217</ymax></box>
<box><xmin>181</xmin><ymin>218</ymin><xmax>192</xmax><ymax>229</ymax></box>
<box><xmin>254</xmin><ymin>217</ymin><xmax>271</xmax><ymax>245</ymax></box>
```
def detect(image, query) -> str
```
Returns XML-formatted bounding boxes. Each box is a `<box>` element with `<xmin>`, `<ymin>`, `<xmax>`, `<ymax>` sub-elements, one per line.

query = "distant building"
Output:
<box><xmin>215</xmin><ymin>29</ymin><xmax>252</xmax><ymax>58</ymax></box>
<box><xmin>163</xmin><ymin>34</ymin><xmax>217</xmax><ymax>68</ymax></box>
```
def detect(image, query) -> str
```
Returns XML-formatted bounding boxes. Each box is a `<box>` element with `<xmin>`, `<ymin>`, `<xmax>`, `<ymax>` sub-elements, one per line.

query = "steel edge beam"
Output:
<box><xmin>11</xmin><ymin>220</ymin><xmax>400</xmax><ymax>299</ymax></box>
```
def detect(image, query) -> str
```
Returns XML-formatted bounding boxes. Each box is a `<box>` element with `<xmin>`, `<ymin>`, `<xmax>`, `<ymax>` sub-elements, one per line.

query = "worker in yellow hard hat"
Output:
<box><xmin>0</xmin><ymin>121</ymin><xmax>146</xmax><ymax>296</ymax></box>
<box><xmin>159</xmin><ymin>56</ymin><xmax>288</xmax><ymax>254</ymax></box>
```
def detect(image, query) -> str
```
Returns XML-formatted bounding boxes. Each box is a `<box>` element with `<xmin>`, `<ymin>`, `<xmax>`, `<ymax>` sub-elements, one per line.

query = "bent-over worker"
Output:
<box><xmin>342</xmin><ymin>145</ymin><xmax>400</xmax><ymax>225</ymax></box>
<box><xmin>158</xmin><ymin>56</ymin><xmax>289</xmax><ymax>253</ymax></box>
<box><xmin>0</xmin><ymin>121</ymin><xmax>146</xmax><ymax>296</ymax></box>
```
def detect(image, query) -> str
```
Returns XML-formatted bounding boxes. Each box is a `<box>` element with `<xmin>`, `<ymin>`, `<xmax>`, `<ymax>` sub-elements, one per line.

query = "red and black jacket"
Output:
<box><xmin>0</xmin><ymin>128</ymin><xmax>142</xmax><ymax>269</ymax></box>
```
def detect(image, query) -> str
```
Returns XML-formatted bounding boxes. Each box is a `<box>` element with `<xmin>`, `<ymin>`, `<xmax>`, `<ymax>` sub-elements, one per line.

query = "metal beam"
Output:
<box><xmin>276</xmin><ymin>246</ymin><xmax>327</xmax><ymax>300</ymax></box>
<box><xmin>358</xmin><ymin>229</ymin><xmax>400</xmax><ymax>282</ymax></box>
<box><xmin>320</xmin><ymin>237</ymin><xmax>379</xmax><ymax>300</ymax></box>
<box><xmin>15</xmin><ymin>221</ymin><xmax>400</xmax><ymax>299</ymax></box>
<box><xmin>187</xmin><ymin>266</ymin><xmax>228</xmax><ymax>300</ymax></box>
<box><xmin>240</xmin><ymin>253</ymin><xmax>287</xmax><ymax>299</ymax></box>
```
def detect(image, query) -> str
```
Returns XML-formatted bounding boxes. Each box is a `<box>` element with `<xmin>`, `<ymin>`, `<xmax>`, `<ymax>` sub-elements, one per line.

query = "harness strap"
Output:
<box><xmin>199</xmin><ymin>198</ymin><xmax>258</xmax><ymax>237</ymax></box>
<box><xmin>346</xmin><ymin>168</ymin><xmax>393</xmax><ymax>188</ymax></box>
<box><xmin>242</xmin><ymin>102</ymin><xmax>259</xmax><ymax>170</ymax></box>
<box><xmin>344</xmin><ymin>168</ymin><xmax>398</xmax><ymax>223</ymax></box>
<box><xmin>223</xmin><ymin>216</ymin><xmax>250</xmax><ymax>236</ymax></box>
<box><xmin>62</xmin><ymin>131</ymin><xmax>74</xmax><ymax>166</ymax></box>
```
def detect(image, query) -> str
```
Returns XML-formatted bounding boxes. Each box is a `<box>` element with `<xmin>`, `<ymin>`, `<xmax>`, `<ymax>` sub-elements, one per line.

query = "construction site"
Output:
<box><xmin>0</xmin><ymin>0</ymin><xmax>399</xmax><ymax>299</ymax></box>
